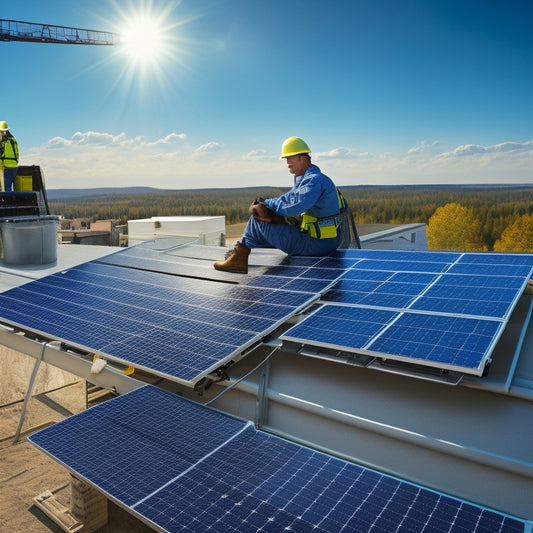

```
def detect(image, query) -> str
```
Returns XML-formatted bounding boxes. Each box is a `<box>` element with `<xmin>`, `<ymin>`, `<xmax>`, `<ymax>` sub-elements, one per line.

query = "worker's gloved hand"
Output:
<box><xmin>249</xmin><ymin>197</ymin><xmax>266</xmax><ymax>215</ymax></box>
<box><xmin>252</xmin><ymin>202</ymin><xmax>273</xmax><ymax>223</ymax></box>
<box><xmin>252</xmin><ymin>202</ymin><xmax>286</xmax><ymax>224</ymax></box>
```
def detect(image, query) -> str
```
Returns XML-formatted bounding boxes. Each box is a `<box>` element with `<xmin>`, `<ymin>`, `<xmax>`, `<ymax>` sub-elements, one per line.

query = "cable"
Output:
<box><xmin>204</xmin><ymin>345</ymin><xmax>279</xmax><ymax>406</ymax></box>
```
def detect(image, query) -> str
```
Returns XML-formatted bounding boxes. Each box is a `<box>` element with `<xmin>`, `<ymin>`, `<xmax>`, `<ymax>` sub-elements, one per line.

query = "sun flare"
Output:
<box><xmin>89</xmin><ymin>0</ymin><xmax>197</xmax><ymax>102</ymax></box>
<box><xmin>120</xmin><ymin>16</ymin><xmax>164</xmax><ymax>62</ymax></box>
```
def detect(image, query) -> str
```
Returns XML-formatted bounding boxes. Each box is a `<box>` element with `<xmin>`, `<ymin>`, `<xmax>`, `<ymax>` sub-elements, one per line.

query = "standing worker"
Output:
<box><xmin>0</xmin><ymin>121</ymin><xmax>19</xmax><ymax>192</ymax></box>
<box><xmin>214</xmin><ymin>136</ymin><xmax>346</xmax><ymax>274</ymax></box>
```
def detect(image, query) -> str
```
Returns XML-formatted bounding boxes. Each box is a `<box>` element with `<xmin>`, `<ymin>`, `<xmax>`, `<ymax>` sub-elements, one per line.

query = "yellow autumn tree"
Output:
<box><xmin>427</xmin><ymin>203</ymin><xmax>487</xmax><ymax>251</ymax></box>
<box><xmin>493</xmin><ymin>213</ymin><xmax>533</xmax><ymax>253</ymax></box>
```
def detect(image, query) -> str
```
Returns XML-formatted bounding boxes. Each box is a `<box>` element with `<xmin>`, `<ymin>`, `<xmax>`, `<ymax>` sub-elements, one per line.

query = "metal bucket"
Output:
<box><xmin>0</xmin><ymin>215</ymin><xmax>59</xmax><ymax>265</ymax></box>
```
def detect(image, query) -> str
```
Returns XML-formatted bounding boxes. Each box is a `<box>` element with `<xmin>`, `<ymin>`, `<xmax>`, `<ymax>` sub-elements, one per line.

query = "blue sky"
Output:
<box><xmin>3</xmin><ymin>0</ymin><xmax>532</xmax><ymax>189</ymax></box>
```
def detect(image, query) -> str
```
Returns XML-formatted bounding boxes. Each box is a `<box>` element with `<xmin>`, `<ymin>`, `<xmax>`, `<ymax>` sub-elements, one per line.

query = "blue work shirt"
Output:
<box><xmin>242</xmin><ymin>163</ymin><xmax>341</xmax><ymax>256</ymax></box>
<box><xmin>264</xmin><ymin>164</ymin><xmax>339</xmax><ymax>218</ymax></box>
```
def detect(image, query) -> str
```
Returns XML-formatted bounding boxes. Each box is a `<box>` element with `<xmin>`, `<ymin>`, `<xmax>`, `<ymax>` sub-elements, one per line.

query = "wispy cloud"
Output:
<box><xmin>150</xmin><ymin>133</ymin><xmax>187</xmax><ymax>146</ymax></box>
<box><xmin>440</xmin><ymin>140</ymin><xmax>533</xmax><ymax>157</ymax></box>
<box><xmin>23</xmin><ymin>132</ymin><xmax>533</xmax><ymax>189</ymax></box>
<box><xmin>194</xmin><ymin>141</ymin><xmax>222</xmax><ymax>154</ymax></box>
<box><xmin>316</xmin><ymin>147</ymin><xmax>372</xmax><ymax>160</ymax></box>
<box><xmin>407</xmin><ymin>141</ymin><xmax>440</xmax><ymax>156</ymax></box>
<box><xmin>70</xmin><ymin>131</ymin><xmax>127</xmax><ymax>146</ymax></box>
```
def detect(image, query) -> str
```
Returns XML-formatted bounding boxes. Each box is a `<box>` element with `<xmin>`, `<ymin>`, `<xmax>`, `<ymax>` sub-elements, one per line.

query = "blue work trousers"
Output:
<box><xmin>2</xmin><ymin>167</ymin><xmax>17</xmax><ymax>192</ymax></box>
<box><xmin>242</xmin><ymin>216</ymin><xmax>339</xmax><ymax>256</ymax></box>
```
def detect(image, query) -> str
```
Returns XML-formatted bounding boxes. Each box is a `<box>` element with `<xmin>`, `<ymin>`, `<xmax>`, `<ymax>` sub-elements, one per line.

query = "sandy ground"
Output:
<box><xmin>0</xmin><ymin>382</ymin><xmax>153</xmax><ymax>533</ymax></box>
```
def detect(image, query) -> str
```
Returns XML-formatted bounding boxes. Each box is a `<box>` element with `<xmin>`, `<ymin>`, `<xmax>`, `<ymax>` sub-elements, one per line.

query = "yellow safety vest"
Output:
<box><xmin>300</xmin><ymin>189</ymin><xmax>346</xmax><ymax>239</ymax></box>
<box><xmin>1</xmin><ymin>136</ymin><xmax>19</xmax><ymax>168</ymax></box>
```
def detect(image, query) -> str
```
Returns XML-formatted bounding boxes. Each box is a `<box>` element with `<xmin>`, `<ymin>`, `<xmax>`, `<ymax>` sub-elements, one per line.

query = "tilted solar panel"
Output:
<box><xmin>0</xmin><ymin>258</ymin><xmax>319</xmax><ymax>384</ymax></box>
<box><xmin>29</xmin><ymin>385</ymin><xmax>526</xmax><ymax>533</ymax></box>
<box><xmin>282</xmin><ymin>250</ymin><xmax>533</xmax><ymax>376</ymax></box>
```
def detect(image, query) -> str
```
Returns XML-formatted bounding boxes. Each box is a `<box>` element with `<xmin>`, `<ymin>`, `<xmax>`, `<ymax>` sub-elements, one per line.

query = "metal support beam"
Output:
<box><xmin>0</xmin><ymin>324</ymin><xmax>144</xmax><ymax>396</ymax></box>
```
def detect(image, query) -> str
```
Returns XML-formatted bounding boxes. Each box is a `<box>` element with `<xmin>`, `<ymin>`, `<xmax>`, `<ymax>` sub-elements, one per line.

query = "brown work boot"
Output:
<box><xmin>213</xmin><ymin>242</ymin><xmax>251</xmax><ymax>274</ymax></box>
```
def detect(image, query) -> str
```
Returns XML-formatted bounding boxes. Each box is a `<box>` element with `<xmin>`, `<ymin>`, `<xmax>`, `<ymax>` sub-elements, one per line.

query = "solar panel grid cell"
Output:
<box><xmin>280</xmin><ymin>255</ymin><xmax>323</xmax><ymax>267</ymax></box>
<box><xmin>448</xmin><ymin>263</ymin><xmax>533</xmax><ymax>277</ymax></box>
<box><xmin>410</xmin><ymin>296</ymin><xmax>511</xmax><ymax>319</ymax></box>
<box><xmin>357</xmin><ymin>259</ymin><xmax>452</xmax><ymax>273</ymax></box>
<box><xmin>358</xmin><ymin>292</ymin><xmax>417</xmax><ymax>308</ymax></box>
<box><xmin>341</xmin><ymin>269</ymin><xmax>395</xmax><ymax>281</ymax></box>
<box><xmin>281</xmin><ymin>277</ymin><xmax>333</xmax><ymax>293</ymax></box>
<box><xmin>330</xmin><ymin>249</ymin><xmax>462</xmax><ymax>263</ymax></box>
<box><xmin>459</xmin><ymin>252</ymin><xmax>533</xmax><ymax>266</ymax></box>
<box><xmin>439</xmin><ymin>273</ymin><xmax>526</xmax><ymax>289</ymax></box>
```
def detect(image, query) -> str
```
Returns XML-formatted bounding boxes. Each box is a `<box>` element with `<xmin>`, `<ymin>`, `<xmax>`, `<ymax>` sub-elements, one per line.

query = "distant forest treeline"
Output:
<box><xmin>49</xmin><ymin>185</ymin><xmax>533</xmax><ymax>250</ymax></box>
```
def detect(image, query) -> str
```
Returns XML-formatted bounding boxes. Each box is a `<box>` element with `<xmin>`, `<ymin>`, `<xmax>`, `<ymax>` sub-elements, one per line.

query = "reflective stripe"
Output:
<box><xmin>300</xmin><ymin>188</ymin><xmax>347</xmax><ymax>239</ymax></box>
<box><xmin>301</xmin><ymin>213</ymin><xmax>338</xmax><ymax>239</ymax></box>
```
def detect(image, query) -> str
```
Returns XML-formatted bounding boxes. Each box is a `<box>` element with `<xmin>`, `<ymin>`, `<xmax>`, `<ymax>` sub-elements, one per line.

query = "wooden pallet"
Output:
<box><xmin>33</xmin><ymin>491</ymin><xmax>83</xmax><ymax>533</ymax></box>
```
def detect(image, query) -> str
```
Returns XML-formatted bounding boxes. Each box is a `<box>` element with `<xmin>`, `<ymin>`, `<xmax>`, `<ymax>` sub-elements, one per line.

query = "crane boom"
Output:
<box><xmin>0</xmin><ymin>19</ymin><xmax>119</xmax><ymax>46</ymax></box>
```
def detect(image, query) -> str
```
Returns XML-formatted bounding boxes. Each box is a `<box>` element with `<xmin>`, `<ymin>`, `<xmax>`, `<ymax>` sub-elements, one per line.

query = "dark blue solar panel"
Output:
<box><xmin>282</xmin><ymin>305</ymin><xmax>504</xmax><ymax>375</ymax></box>
<box><xmin>2</xmin><ymin>247</ymin><xmax>531</xmax><ymax>381</ymax></box>
<box><xmin>30</xmin><ymin>386</ymin><xmax>246</xmax><ymax>507</ymax></box>
<box><xmin>262</xmin><ymin>265</ymin><xmax>310</xmax><ymax>277</ymax></box>
<box><xmin>99</xmin><ymin>252</ymin><xmax>190</xmax><ymax>276</ymax></box>
<box><xmin>327</xmin><ymin>279</ymin><xmax>385</xmax><ymax>294</ymax></box>
<box><xmin>358</xmin><ymin>292</ymin><xmax>418</xmax><ymax>308</ymax></box>
<box><xmin>282</xmin><ymin>307</ymin><xmax>398</xmax><ymax>350</ymax></box>
<box><xmin>243</xmin><ymin>275</ymin><xmax>290</xmax><ymax>289</ymax></box>
<box><xmin>0</xmin><ymin>261</ymin><xmax>316</xmax><ymax>383</ymax></box>
<box><xmin>314</xmin><ymin>256</ymin><xmax>362</xmax><ymax>269</ymax></box>
<box><xmin>301</xmin><ymin>266</ymin><xmax>345</xmax><ymax>280</ymax></box>
<box><xmin>323</xmin><ymin>272</ymin><xmax>440</xmax><ymax>308</ymax></box>
<box><xmin>410</xmin><ymin>282</ymin><xmax>520</xmax><ymax>319</ymax></box>
<box><xmin>367</xmin><ymin>313</ymin><xmax>502</xmax><ymax>371</ymax></box>
<box><xmin>286</xmin><ymin>250</ymin><xmax>533</xmax><ymax>375</ymax></box>
<box><xmin>29</xmin><ymin>385</ymin><xmax>525</xmax><ymax>533</ymax></box>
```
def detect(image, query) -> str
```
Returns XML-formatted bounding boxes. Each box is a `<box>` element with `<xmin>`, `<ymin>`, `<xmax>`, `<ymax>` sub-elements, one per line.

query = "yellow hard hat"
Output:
<box><xmin>0</xmin><ymin>121</ymin><xmax>9</xmax><ymax>131</ymax></box>
<box><xmin>280</xmin><ymin>137</ymin><xmax>311</xmax><ymax>158</ymax></box>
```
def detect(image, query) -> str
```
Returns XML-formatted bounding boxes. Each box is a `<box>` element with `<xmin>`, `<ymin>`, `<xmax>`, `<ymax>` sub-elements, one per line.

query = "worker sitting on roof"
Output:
<box><xmin>0</xmin><ymin>121</ymin><xmax>19</xmax><ymax>192</ymax></box>
<box><xmin>214</xmin><ymin>136</ymin><xmax>345</xmax><ymax>274</ymax></box>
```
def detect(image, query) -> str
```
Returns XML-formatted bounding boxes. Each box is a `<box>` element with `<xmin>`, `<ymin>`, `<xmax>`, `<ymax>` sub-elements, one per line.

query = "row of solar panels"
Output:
<box><xmin>0</xmin><ymin>244</ymin><xmax>531</xmax><ymax>383</ymax></box>
<box><xmin>29</xmin><ymin>385</ymin><xmax>528</xmax><ymax>532</ymax></box>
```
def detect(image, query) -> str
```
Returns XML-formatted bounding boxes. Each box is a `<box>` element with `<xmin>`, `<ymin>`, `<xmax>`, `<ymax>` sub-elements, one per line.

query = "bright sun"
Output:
<box><xmin>120</xmin><ymin>16</ymin><xmax>164</xmax><ymax>62</ymax></box>
<box><xmin>102</xmin><ymin>0</ymin><xmax>192</xmax><ymax>98</ymax></box>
